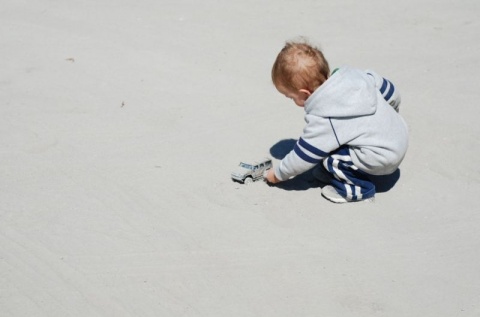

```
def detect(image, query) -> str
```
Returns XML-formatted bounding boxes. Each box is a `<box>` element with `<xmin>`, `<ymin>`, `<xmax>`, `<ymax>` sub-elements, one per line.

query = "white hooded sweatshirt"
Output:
<box><xmin>275</xmin><ymin>66</ymin><xmax>409</xmax><ymax>181</ymax></box>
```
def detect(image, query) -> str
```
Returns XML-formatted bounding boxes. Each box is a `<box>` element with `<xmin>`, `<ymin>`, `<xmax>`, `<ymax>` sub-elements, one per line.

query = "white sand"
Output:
<box><xmin>1</xmin><ymin>0</ymin><xmax>479</xmax><ymax>316</ymax></box>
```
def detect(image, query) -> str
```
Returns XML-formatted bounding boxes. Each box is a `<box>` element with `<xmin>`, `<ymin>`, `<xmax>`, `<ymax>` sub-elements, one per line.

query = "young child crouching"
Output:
<box><xmin>264</xmin><ymin>40</ymin><xmax>408</xmax><ymax>203</ymax></box>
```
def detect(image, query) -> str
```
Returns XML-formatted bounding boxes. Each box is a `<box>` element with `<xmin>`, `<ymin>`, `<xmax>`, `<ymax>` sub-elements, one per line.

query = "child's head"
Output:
<box><xmin>272</xmin><ymin>40</ymin><xmax>330</xmax><ymax>107</ymax></box>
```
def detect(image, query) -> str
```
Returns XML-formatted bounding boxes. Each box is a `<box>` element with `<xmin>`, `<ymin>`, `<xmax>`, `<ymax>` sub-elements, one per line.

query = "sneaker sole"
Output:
<box><xmin>321</xmin><ymin>185</ymin><xmax>375</xmax><ymax>203</ymax></box>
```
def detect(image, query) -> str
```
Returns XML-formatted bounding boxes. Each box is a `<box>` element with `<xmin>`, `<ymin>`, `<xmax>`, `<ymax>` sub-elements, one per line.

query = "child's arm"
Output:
<box><xmin>265</xmin><ymin>113</ymin><xmax>341</xmax><ymax>183</ymax></box>
<box><xmin>366</xmin><ymin>70</ymin><xmax>401</xmax><ymax>112</ymax></box>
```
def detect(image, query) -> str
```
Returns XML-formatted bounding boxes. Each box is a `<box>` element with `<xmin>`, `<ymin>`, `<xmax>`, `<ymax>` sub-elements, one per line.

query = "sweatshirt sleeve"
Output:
<box><xmin>275</xmin><ymin>115</ymin><xmax>340</xmax><ymax>181</ymax></box>
<box><xmin>366</xmin><ymin>70</ymin><xmax>402</xmax><ymax>112</ymax></box>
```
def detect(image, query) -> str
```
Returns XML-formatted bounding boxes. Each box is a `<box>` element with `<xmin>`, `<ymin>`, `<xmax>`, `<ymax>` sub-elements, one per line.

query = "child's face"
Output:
<box><xmin>277</xmin><ymin>86</ymin><xmax>310</xmax><ymax>107</ymax></box>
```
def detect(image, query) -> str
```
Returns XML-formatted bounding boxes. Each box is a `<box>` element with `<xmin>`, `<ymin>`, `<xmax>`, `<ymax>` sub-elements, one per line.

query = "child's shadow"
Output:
<box><xmin>269</xmin><ymin>139</ymin><xmax>401</xmax><ymax>192</ymax></box>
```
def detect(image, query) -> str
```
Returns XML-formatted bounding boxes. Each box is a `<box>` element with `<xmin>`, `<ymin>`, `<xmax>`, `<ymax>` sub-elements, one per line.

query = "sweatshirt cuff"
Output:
<box><xmin>274</xmin><ymin>166</ymin><xmax>288</xmax><ymax>182</ymax></box>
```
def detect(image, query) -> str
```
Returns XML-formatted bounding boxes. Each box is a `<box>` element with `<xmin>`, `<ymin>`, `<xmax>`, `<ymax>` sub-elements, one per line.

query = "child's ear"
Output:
<box><xmin>298</xmin><ymin>89</ymin><xmax>312</xmax><ymax>98</ymax></box>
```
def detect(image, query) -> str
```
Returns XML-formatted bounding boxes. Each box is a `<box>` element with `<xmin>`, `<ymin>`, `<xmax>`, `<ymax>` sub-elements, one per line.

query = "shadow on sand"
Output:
<box><xmin>268</xmin><ymin>139</ymin><xmax>401</xmax><ymax>192</ymax></box>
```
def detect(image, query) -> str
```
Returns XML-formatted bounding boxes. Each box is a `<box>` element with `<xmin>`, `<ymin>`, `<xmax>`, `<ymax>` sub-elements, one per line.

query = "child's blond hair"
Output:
<box><xmin>272</xmin><ymin>40</ymin><xmax>330</xmax><ymax>93</ymax></box>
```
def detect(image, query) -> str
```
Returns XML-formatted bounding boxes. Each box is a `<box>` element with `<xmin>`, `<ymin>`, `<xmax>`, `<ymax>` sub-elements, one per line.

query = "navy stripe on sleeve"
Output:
<box><xmin>380</xmin><ymin>78</ymin><xmax>388</xmax><ymax>94</ymax></box>
<box><xmin>294</xmin><ymin>144</ymin><xmax>321</xmax><ymax>164</ymax></box>
<box><xmin>298</xmin><ymin>137</ymin><xmax>329</xmax><ymax>157</ymax></box>
<box><xmin>384</xmin><ymin>80</ymin><xmax>395</xmax><ymax>101</ymax></box>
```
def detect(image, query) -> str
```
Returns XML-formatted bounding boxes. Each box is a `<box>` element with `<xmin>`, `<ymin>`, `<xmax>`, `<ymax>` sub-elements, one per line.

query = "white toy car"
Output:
<box><xmin>231</xmin><ymin>158</ymin><xmax>273</xmax><ymax>185</ymax></box>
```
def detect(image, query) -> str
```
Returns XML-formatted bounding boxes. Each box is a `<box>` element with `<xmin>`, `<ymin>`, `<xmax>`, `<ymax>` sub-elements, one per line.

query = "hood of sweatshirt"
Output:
<box><xmin>305</xmin><ymin>66</ymin><xmax>378</xmax><ymax>118</ymax></box>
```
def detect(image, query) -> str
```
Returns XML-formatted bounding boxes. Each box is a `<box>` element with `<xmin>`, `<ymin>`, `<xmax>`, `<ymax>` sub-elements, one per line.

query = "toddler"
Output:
<box><xmin>265</xmin><ymin>40</ymin><xmax>408</xmax><ymax>203</ymax></box>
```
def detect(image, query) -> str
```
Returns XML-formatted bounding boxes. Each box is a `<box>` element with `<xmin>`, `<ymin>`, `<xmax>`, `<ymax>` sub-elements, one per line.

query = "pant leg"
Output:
<box><xmin>323</xmin><ymin>147</ymin><xmax>376</xmax><ymax>201</ymax></box>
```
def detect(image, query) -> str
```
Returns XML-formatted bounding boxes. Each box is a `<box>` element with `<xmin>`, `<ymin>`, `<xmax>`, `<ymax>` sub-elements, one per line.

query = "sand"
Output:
<box><xmin>1</xmin><ymin>0</ymin><xmax>479</xmax><ymax>316</ymax></box>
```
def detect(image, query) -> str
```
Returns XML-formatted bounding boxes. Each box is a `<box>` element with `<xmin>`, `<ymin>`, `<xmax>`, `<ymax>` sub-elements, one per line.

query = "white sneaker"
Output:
<box><xmin>321</xmin><ymin>185</ymin><xmax>375</xmax><ymax>203</ymax></box>
<box><xmin>321</xmin><ymin>185</ymin><xmax>348</xmax><ymax>203</ymax></box>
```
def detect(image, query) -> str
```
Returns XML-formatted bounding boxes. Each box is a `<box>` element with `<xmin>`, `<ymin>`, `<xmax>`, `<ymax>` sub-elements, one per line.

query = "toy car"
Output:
<box><xmin>231</xmin><ymin>158</ymin><xmax>273</xmax><ymax>184</ymax></box>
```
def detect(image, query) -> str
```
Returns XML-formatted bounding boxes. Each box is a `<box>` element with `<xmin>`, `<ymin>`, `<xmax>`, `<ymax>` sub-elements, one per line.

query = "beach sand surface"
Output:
<box><xmin>1</xmin><ymin>0</ymin><xmax>479</xmax><ymax>316</ymax></box>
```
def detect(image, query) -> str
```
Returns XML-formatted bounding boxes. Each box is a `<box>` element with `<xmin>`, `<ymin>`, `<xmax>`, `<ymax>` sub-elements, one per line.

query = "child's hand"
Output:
<box><xmin>264</xmin><ymin>169</ymin><xmax>280</xmax><ymax>184</ymax></box>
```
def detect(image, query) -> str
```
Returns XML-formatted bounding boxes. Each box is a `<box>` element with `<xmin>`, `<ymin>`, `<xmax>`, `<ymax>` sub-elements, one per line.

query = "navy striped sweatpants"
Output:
<box><xmin>323</xmin><ymin>147</ymin><xmax>376</xmax><ymax>201</ymax></box>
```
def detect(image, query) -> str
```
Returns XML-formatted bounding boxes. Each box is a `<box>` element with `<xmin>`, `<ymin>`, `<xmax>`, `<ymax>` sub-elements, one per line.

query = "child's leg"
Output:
<box><xmin>323</xmin><ymin>147</ymin><xmax>375</xmax><ymax>201</ymax></box>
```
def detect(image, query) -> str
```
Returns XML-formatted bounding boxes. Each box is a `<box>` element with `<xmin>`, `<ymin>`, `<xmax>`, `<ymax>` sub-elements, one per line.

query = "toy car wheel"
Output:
<box><xmin>244</xmin><ymin>177</ymin><xmax>253</xmax><ymax>185</ymax></box>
